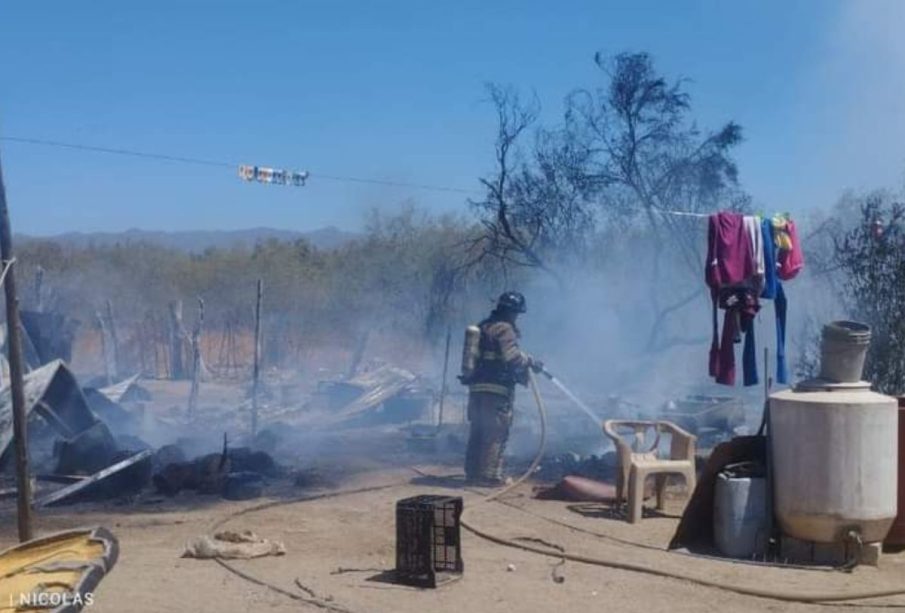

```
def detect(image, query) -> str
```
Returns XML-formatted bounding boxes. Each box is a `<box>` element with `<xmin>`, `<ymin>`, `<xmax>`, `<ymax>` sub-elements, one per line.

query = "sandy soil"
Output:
<box><xmin>3</xmin><ymin>377</ymin><xmax>904</xmax><ymax>613</ymax></box>
<box><xmin>3</xmin><ymin>464</ymin><xmax>905</xmax><ymax>613</ymax></box>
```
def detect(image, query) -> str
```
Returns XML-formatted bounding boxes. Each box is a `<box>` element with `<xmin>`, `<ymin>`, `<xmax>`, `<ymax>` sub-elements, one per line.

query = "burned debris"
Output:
<box><xmin>315</xmin><ymin>363</ymin><xmax>428</xmax><ymax>426</ymax></box>
<box><xmin>0</xmin><ymin>361</ymin><xmax>101</xmax><ymax>475</ymax></box>
<box><xmin>659</xmin><ymin>395</ymin><xmax>746</xmax><ymax>448</ymax></box>
<box><xmin>0</xmin><ymin>361</ymin><xmax>156</xmax><ymax>506</ymax></box>
<box><xmin>151</xmin><ymin>437</ymin><xmax>280</xmax><ymax>499</ymax></box>
<box><xmin>36</xmin><ymin>450</ymin><xmax>154</xmax><ymax>508</ymax></box>
<box><xmin>152</xmin><ymin>439</ymin><xmax>229</xmax><ymax>497</ymax></box>
<box><xmin>0</xmin><ymin>360</ymin><xmax>275</xmax><ymax>506</ymax></box>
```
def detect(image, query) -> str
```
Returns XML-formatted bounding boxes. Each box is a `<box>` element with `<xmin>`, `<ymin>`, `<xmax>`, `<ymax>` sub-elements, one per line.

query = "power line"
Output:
<box><xmin>315</xmin><ymin>172</ymin><xmax>477</xmax><ymax>194</ymax></box>
<box><xmin>0</xmin><ymin>135</ymin><xmax>481</xmax><ymax>195</ymax></box>
<box><xmin>0</xmin><ymin>136</ymin><xmax>232</xmax><ymax>168</ymax></box>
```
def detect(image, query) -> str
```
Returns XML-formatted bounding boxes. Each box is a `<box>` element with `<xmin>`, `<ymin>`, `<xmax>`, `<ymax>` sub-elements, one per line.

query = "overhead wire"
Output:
<box><xmin>0</xmin><ymin>135</ymin><xmax>481</xmax><ymax>195</ymax></box>
<box><xmin>0</xmin><ymin>136</ymin><xmax>232</xmax><ymax>168</ymax></box>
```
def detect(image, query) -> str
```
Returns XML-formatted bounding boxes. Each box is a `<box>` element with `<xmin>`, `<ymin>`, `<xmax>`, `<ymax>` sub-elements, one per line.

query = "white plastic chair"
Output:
<box><xmin>603</xmin><ymin>420</ymin><xmax>697</xmax><ymax>524</ymax></box>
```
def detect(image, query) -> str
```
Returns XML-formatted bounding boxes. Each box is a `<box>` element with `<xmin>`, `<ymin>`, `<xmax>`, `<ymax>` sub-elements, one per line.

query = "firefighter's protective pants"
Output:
<box><xmin>464</xmin><ymin>391</ymin><xmax>513</xmax><ymax>482</ymax></box>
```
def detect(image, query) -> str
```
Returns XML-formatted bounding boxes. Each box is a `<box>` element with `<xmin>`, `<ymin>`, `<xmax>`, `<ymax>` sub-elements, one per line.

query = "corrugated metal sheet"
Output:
<box><xmin>0</xmin><ymin>360</ymin><xmax>97</xmax><ymax>461</ymax></box>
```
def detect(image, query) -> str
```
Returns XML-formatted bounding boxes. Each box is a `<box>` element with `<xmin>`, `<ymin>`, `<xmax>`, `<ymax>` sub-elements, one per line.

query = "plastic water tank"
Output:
<box><xmin>770</xmin><ymin>382</ymin><xmax>898</xmax><ymax>543</ymax></box>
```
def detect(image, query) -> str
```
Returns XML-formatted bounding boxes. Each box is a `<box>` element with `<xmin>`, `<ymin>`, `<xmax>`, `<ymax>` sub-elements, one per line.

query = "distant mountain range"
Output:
<box><xmin>18</xmin><ymin>226</ymin><xmax>358</xmax><ymax>252</ymax></box>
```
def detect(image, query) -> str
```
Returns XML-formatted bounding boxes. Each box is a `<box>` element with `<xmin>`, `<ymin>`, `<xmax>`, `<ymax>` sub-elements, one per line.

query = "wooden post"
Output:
<box><xmin>224</xmin><ymin>319</ymin><xmax>235</xmax><ymax>377</ymax></box>
<box><xmin>217</xmin><ymin>320</ymin><xmax>228</xmax><ymax>376</ymax></box>
<box><xmin>96</xmin><ymin>311</ymin><xmax>112</xmax><ymax>385</ymax></box>
<box><xmin>251</xmin><ymin>280</ymin><xmax>263</xmax><ymax>436</ymax></box>
<box><xmin>158</xmin><ymin>313</ymin><xmax>169</xmax><ymax>378</ymax></box>
<box><xmin>137</xmin><ymin>316</ymin><xmax>148</xmax><ymax>376</ymax></box>
<box><xmin>96</xmin><ymin>301</ymin><xmax>119</xmax><ymax>385</ymax></box>
<box><xmin>33</xmin><ymin>266</ymin><xmax>44</xmax><ymax>312</ymax></box>
<box><xmin>168</xmin><ymin>300</ymin><xmax>186</xmax><ymax>379</ymax></box>
<box><xmin>0</xmin><ymin>147</ymin><xmax>34</xmax><ymax>541</ymax></box>
<box><xmin>188</xmin><ymin>298</ymin><xmax>204</xmax><ymax>420</ymax></box>
<box><xmin>437</xmin><ymin>326</ymin><xmax>451</xmax><ymax>429</ymax></box>
<box><xmin>229</xmin><ymin>318</ymin><xmax>239</xmax><ymax>376</ymax></box>
<box><xmin>105</xmin><ymin>299</ymin><xmax>119</xmax><ymax>380</ymax></box>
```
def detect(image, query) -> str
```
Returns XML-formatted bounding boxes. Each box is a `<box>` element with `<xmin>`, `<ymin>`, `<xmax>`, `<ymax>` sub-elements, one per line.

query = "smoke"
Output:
<box><xmin>13</xmin><ymin>202</ymin><xmax>853</xmax><ymax>477</ymax></box>
<box><xmin>497</xmin><ymin>222</ymin><xmax>816</xmax><ymax>456</ymax></box>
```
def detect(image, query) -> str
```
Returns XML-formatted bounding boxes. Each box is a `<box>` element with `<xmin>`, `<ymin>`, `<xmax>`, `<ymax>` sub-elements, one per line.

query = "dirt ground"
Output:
<box><xmin>3</xmin><ymin>464</ymin><xmax>905</xmax><ymax>613</ymax></box>
<box><xmin>3</xmin><ymin>377</ymin><xmax>905</xmax><ymax>612</ymax></box>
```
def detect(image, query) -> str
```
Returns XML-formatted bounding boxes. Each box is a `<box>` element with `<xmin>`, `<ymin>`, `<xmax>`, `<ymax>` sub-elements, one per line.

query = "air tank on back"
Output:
<box><xmin>769</xmin><ymin>321</ymin><xmax>898</xmax><ymax>544</ymax></box>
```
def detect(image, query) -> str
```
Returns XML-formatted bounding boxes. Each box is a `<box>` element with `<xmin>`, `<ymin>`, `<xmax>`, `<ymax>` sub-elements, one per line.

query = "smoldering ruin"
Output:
<box><xmin>0</xmin><ymin>286</ymin><xmax>759</xmax><ymax>511</ymax></box>
<box><xmin>4</xmin><ymin>30</ymin><xmax>905</xmax><ymax>613</ymax></box>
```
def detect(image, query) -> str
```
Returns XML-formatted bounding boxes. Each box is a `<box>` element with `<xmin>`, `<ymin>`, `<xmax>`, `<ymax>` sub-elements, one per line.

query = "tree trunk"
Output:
<box><xmin>188</xmin><ymin>298</ymin><xmax>204</xmax><ymax>419</ymax></box>
<box><xmin>251</xmin><ymin>280</ymin><xmax>263</xmax><ymax>436</ymax></box>
<box><xmin>168</xmin><ymin>300</ymin><xmax>187</xmax><ymax>380</ymax></box>
<box><xmin>33</xmin><ymin>266</ymin><xmax>44</xmax><ymax>312</ymax></box>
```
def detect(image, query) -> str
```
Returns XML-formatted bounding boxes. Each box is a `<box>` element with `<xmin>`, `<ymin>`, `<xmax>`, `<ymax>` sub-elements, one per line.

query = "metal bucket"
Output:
<box><xmin>819</xmin><ymin>321</ymin><xmax>871</xmax><ymax>383</ymax></box>
<box><xmin>714</xmin><ymin>463</ymin><xmax>768</xmax><ymax>559</ymax></box>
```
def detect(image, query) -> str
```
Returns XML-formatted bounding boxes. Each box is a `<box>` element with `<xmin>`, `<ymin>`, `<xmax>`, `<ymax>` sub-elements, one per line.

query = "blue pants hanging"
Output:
<box><xmin>742</xmin><ymin>315</ymin><xmax>758</xmax><ymax>387</ymax></box>
<box><xmin>775</xmin><ymin>282</ymin><xmax>788</xmax><ymax>384</ymax></box>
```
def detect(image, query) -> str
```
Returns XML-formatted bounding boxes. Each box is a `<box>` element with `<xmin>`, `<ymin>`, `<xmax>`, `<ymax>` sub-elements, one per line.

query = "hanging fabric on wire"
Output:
<box><xmin>704</xmin><ymin>210</ymin><xmax>803</xmax><ymax>387</ymax></box>
<box><xmin>237</xmin><ymin>165</ymin><xmax>309</xmax><ymax>187</ymax></box>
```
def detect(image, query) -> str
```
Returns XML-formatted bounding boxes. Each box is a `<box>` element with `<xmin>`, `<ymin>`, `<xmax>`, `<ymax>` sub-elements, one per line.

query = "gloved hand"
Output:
<box><xmin>529</xmin><ymin>357</ymin><xmax>545</xmax><ymax>374</ymax></box>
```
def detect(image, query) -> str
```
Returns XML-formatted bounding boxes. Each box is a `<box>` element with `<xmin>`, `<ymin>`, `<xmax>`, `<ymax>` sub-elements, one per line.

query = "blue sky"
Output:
<box><xmin>1</xmin><ymin>0</ymin><xmax>904</xmax><ymax>235</ymax></box>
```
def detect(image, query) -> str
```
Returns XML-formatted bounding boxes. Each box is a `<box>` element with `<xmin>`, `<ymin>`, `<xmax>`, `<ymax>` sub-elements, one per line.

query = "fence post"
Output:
<box><xmin>0</xmin><ymin>147</ymin><xmax>33</xmax><ymax>542</ymax></box>
<box><xmin>251</xmin><ymin>280</ymin><xmax>263</xmax><ymax>436</ymax></box>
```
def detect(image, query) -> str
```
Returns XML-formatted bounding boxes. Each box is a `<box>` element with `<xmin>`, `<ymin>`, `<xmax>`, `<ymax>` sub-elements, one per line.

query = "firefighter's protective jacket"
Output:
<box><xmin>468</xmin><ymin>314</ymin><xmax>531</xmax><ymax>397</ymax></box>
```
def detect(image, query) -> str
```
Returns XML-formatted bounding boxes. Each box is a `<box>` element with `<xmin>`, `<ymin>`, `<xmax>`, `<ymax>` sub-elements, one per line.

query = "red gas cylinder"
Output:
<box><xmin>885</xmin><ymin>397</ymin><xmax>905</xmax><ymax>546</ymax></box>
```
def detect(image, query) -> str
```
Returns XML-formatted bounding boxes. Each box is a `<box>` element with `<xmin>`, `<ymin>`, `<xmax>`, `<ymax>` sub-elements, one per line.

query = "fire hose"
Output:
<box><xmin>457</xmin><ymin>369</ymin><xmax>905</xmax><ymax>605</ymax></box>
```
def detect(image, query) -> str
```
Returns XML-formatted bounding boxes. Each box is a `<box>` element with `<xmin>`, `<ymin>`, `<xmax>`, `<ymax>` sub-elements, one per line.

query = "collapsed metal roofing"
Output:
<box><xmin>95</xmin><ymin>374</ymin><xmax>149</xmax><ymax>404</ymax></box>
<box><xmin>0</xmin><ymin>359</ymin><xmax>97</xmax><ymax>462</ymax></box>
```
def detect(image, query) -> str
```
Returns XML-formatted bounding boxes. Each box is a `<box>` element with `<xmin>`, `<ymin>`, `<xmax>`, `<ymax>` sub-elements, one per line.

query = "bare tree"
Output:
<box><xmin>188</xmin><ymin>297</ymin><xmax>205</xmax><ymax>418</ymax></box>
<box><xmin>470</xmin><ymin>85</ymin><xmax>592</xmax><ymax>287</ymax></box>
<box><xmin>572</xmin><ymin>54</ymin><xmax>742</xmax><ymax>253</ymax></box>
<box><xmin>472</xmin><ymin>86</ymin><xmax>543</xmax><ymax>268</ymax></box>
<box><xmin>473</xmin><ymin>52</ymin><xmax>747</xmax><ymax>350</ymax></box>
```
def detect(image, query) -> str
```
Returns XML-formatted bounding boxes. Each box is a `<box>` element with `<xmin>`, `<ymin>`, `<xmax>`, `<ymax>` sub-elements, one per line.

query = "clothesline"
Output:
<box><xmin>657</xmin><ymin>208</ymin><xmax>794</xmax><ymax>220</ymax></box>
<box><xmin>656</xmin><ymin>209</ymin><xmax>710</xmax><ymax>218</ymax></box>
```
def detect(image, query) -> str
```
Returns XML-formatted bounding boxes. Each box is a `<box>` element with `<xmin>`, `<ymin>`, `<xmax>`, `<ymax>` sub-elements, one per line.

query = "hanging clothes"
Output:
<box><xmin>705</xmin><ymin>210</ymin><xmax>801</xmax><ymax>387</ymax></box>
<box><xmin>775</xmin><ymin>282</ymin><xmax>788</xmax><ymax>384</ymax></box>
<box><xmin>772</xmin><ymin>215</ymin><xmax>793</xmax><ymax>251</ymax></box>
<box><xmin>744</xmin><ymin>215</ymin><xmax>764</xmax><ymax>294</ymax></box>
<box><xmin>761</xmin><ymin>217</ymin><xmax>786</xmax><ymax>383</ymax></box>
<box><xmin>778</xmin><ymin>219</ymin><xmax>804</xmax><ymax>280</ymax></box>
<box><xmin>714</xmin><ymin>287</ymin><xmax>760</xmax><ymax>386</ymax></box>
<box><xmin>760</xmin><ymin>217</ymin><xmax>778</xmax><ymax>300</ymax></box>
<box><xmin>706</xmin><ymin>212</ymin><xmax>754</xmax><ymax>289</ymax></box>
<box><xmin>742</xmin><ymin>313</ymin><xmax>758</xmax><ymax>387</ymax></box>
<box><xmin>706</xmin><ymin>213</ymin><xmax>753</xmax><ymax>380</ymax></box>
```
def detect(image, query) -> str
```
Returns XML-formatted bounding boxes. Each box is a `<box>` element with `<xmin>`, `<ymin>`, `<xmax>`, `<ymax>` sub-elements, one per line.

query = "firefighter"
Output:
<box><xmin>463</xmin><ymin>291</ymin><xmax>543</xmax><ymax>486</ymax></box>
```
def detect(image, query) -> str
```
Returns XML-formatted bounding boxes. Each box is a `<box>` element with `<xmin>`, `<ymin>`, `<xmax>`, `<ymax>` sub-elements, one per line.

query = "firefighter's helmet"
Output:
<box><xmin>496</xmin><ymin>291</ymin><xmax>527</xmax><ymax>314</ymax></box>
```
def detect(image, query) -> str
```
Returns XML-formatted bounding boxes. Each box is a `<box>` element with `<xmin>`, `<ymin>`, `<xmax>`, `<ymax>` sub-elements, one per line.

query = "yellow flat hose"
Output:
<box><xmin>458</xmin><ymin>370</ymin><xmax>905</xmax><ymax>605</ymax></box>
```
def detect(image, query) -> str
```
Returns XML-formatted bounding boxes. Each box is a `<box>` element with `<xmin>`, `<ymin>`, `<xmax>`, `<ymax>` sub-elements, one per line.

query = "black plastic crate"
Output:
<box><xmin>395</xmin><ymin>495</ymin><xmax>464</xmax><ymax>587</ymax></box>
